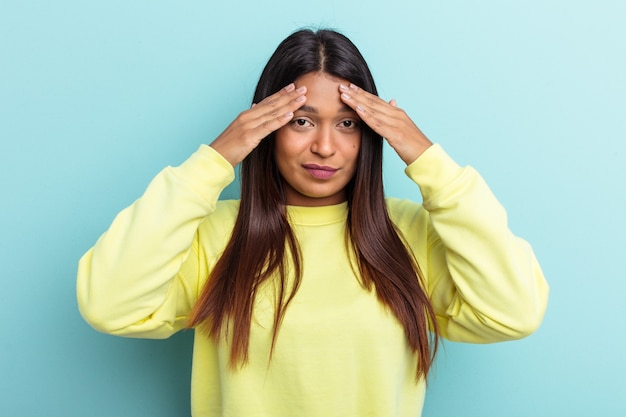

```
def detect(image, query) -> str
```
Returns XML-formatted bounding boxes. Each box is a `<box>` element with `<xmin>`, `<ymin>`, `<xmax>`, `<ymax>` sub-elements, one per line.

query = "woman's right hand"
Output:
<box><xmin>209</xmin><ymin>83</ymin><xmax>307</xmax><ymax>166</ymax></box>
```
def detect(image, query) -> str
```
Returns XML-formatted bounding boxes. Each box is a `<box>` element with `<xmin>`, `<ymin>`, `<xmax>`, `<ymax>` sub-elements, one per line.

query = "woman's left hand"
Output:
<box><xmin>339</xmin><ymin>83</ymin><xmax>432</xmax><ymax>165</ymax></box>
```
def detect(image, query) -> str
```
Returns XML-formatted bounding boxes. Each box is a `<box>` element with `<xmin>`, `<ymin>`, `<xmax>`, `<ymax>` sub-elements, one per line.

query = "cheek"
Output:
<box><xmin>349</xmin><ymin>137</ymin><xmax>361</xmax><ymax>158</ymax></box>
<box><xmin>274</xmin><ymin>133</ymin><xmax>306</xmax><ymax>172</ymax></box>
<box><xmin>273</xmin><ymin>131</ymin><xmax>292</xmax><ymax>159</ymax></box>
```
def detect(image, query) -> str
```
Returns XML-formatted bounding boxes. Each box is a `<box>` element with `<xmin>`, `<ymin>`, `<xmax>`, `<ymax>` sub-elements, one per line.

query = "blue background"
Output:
<box><xmin>1</xmin><ymin>1</ymin><xmax>624</xmax><ymax>415</ymax></box>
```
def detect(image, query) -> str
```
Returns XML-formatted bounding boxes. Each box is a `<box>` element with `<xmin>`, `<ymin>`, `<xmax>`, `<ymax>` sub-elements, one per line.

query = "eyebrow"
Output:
<box><xmin>297</xmin><ymin>104</ymin><xmax>356</xmax><ymax>114</ymax></box>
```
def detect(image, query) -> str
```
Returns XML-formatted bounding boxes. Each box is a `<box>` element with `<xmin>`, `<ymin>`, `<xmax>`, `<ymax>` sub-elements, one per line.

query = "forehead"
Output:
<box><xmin>294</xmin><ymin>71</ymin><xmax>352</xmax><ymax>114</ymax></box>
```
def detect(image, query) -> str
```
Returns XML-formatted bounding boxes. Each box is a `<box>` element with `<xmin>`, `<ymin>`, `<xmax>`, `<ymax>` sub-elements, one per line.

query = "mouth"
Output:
<box><xmin>302</xmin><ymin>164</ymin><xmax>339</xmax><ymax>180</ymax></box>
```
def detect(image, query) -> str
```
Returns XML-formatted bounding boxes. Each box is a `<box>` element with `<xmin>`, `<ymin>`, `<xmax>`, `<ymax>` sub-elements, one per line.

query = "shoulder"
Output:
<box><xmin>210</xmin><ymin>199</ymin><xmax>240</xmax><ymax>226</ymax></box>
<box><xmin>385</xmin><ymin>197</ymin><xmax>433</xmax><ymax>235</ymax></box>
<box><xmin>215</xmin><ymin>199</ymin><xmax>240</xmax><ymax>215</ymax></box>
<box><xmin>197</xmin><ymin>199</ymin><xmax>240</xmax><ymax>241</ymax></box>
<box><xmin>385</xmin><ymin>197</ymin><xmax>425</xmax><ymax>223</ymax></box>
<box><xmin>384</xmin><ymin>197</ymin><xmax>436</xmax><ymax>264</ymax></box>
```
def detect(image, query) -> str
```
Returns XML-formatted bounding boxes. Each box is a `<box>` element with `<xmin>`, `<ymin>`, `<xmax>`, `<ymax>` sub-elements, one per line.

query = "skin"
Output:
<box><xmin>273</xmin><ymin>72</ymin><xmax>361</xmax><ymax>206</ymax></box>
<box><xmin>209</xmin><ymin>70</ymin><xmax>433</xmax><ymax>206</ymax></box>
<box><xmin>338</xmin><ymin>83</ymin><xmax>432</xmax><ymax>165</ymax></box>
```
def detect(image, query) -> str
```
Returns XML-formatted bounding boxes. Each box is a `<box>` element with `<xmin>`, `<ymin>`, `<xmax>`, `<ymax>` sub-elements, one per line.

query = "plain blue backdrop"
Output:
<box><xmin>1</xmin><ymin>0</ymin><xmax>624</xmax><ymax>416</ymax></box>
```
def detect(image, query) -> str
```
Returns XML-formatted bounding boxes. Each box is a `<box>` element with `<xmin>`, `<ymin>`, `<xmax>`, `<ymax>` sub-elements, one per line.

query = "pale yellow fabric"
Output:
<box><xmin>77</xmin><ymin>144</ymin><xmax>548</xmax><ymax>416</ymax></box>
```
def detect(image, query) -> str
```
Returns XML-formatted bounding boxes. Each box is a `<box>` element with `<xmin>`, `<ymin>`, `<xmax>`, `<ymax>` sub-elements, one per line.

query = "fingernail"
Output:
<box><xmin>296</xmin><ymin>86</ymin><xmax>306</xmax><ymax>94</ymax></box>
<box><xmin>295</xmin><ymin>95</ymin><xmax>306</xmax><ymax>102</ymax></box>
<box><xmin>350</xmin><ymin>83</ymin><xmax>358</xmax><ymax>91</ymax></box>
<box><xmin>341</xmin><ymin>92</ymin><xmax>351</xmax><ymax>100</ymax></box>
<box><xmin>285</xmin><ymin>83</ymin><xmax>295</xmax><ymax>92</ymax></box>
<box><xmin>356</xmin><ymin>105</ymin><xmax>365</xmax><ymax>113</ymax></box>
<box><xmin>339</xmin><ymin>84</ymin><xmax>349</xmax><ymax>92</ymax></box>
<box><xmin>283</xmin><ymin>111</ymin><xmax>294</xmax><ymax>119</ymax></box>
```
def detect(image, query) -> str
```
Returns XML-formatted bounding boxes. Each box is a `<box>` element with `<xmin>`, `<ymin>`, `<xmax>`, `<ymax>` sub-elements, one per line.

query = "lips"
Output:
<box><xmin>302</xmin><ymin>164</ymin><xmax>339</xmax><ymax>180</ymax></box>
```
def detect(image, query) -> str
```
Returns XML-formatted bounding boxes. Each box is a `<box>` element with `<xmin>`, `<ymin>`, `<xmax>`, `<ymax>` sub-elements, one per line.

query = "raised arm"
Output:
<box><xmin>76</xmin><ymin>146</ymin><xmax>235</xmax><ymax>338</ymax></box>
<box><xmin>341</xmin><ymin>84</ymin><xmax>548</xmax><ymax>342</ymax></box>
<box><xmin>398</xmin><ymin>145</ymin><xmax>548</xmax><ymax>342</ymax></box>
<box><xmin>77</xmin><ymin>84</ymin><xmax>308</xmax><ymax>338</ymax></box>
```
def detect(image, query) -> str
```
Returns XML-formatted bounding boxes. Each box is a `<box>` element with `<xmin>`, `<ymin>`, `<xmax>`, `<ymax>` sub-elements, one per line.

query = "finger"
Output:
<box><xmin>339</xmin><ymin>84</ymin><xmax>401</xmax><ymax>136</ymax></box>
<box><xmin>251</xmin><ymin>91</ymin><xmax>307</xmax><ymax>136</ymax></box>
<box><xmin>256</xmin><ymin>84</ymin><xmax>305</xmax><ymax>112</ymax></box>
<box><xmin>237</xmin><ymin>84</ymin><xmax>306</xmax><ymax>139</ymax></box>
<box><xmin>339</xmin><ymin>83</ymin><xmax>396</xmax><ymax>118</ymax></box>
<box><xmin>389</xmin><ymin>99</ymin><xmax>398</xmax><ymax>107</ymax></box>
<box><xmin>252</xmin><ymin>84</ymin><xmax>307</xmax><ymax>122</ymax></box>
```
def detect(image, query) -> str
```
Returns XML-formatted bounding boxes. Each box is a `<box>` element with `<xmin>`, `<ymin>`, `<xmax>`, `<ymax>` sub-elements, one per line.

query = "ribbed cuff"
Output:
<box><xmin>171</xmin><ymin>144</ymin><xmax>235</xmax><ymax>203</ymax></box>
<box><xmin>404</xmin><ymin>144</ymin><xmax>464</xmax><ymax>202</ymax></box>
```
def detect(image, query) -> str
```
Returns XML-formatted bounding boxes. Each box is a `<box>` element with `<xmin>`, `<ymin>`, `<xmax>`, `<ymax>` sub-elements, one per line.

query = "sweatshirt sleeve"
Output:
<box><xmin>400</xmin><ymin>144</ymin><xmax>549</xmax><ymax>343</ymax></box>
<box><xmin>76</xmin><ymin>145</ymin><xmax>235</xmax><ymax>339</ymax></box>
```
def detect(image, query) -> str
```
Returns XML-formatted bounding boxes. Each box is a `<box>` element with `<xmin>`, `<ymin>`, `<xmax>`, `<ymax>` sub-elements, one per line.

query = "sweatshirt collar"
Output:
<box><xmin>286</xmin><ymin>202</ymin><xmax>348</xmax><ymax>226</ymax></box>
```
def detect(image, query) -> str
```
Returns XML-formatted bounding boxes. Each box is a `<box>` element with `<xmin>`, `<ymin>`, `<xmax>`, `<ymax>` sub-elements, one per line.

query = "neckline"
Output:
<box><xmin>286</xmin><ymin>202</ymin><xmax>348</xmax><ymax>226</ymax></box>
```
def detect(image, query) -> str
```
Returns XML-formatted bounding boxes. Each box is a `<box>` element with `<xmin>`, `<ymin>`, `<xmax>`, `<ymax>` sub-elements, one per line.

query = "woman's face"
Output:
<box><xmin>274</xmin><ymin>71</ymin><xmax>361</xmax><ymax>207</ymax></box>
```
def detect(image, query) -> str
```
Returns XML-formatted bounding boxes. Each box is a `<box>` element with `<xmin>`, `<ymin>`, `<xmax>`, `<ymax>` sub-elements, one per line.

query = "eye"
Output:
<box><xmin>291</xmin><ymin>118</ymin><xmax>312</xmax><ymax>128</ymax></box>
<box><xmin>339</xmin><ymin>119</ymin><xmax>359</xmax><ymax>129</ymax></box>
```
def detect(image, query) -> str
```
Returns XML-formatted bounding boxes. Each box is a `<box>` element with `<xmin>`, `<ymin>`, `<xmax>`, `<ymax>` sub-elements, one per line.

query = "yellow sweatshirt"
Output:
<box><xmin>77</xmin><ymin>144</ymin><xmax>548</xmax><ymax>416</ymax></box>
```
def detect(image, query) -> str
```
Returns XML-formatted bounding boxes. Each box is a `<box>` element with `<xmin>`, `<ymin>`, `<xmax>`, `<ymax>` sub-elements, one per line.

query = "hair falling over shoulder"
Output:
<box><xmin>188</xmin><ymin>28</ymin><xmax>439</xmax><ymax>382</ymax></box>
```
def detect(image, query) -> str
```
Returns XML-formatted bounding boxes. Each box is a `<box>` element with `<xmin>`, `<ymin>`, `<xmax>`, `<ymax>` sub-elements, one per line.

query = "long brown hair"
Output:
<box><xmin>188</xmin><ymin>29</ymin><xmax>439</xmax><ymax>381</ymax></box>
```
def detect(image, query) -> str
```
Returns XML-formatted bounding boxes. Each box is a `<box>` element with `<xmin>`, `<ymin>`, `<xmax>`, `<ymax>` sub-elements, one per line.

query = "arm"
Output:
<box><xmin>77</xmin><ymin>83</ymin><xmax>308</xmax><ymax>338</ymax></box>
<box><xmin>404</xmin><ymin>145</ymin><xmax>548</xmax><ymax>342</ymax></box>
<box><xmin>76</xmin><ymin>146</ymin><xmax>235</xmax><ymax>338</ymax></box>
<box><xmin>341</xmin><ymin>86</ymin><xmax>548</xmax><ymax>342</ymax></box>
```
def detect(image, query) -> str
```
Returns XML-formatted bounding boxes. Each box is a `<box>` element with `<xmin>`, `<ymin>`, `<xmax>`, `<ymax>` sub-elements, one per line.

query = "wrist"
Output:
<box><xmin>398</xmin><ymin>137</ymin><xmax>433</xmax><ymax>166</ymax></box>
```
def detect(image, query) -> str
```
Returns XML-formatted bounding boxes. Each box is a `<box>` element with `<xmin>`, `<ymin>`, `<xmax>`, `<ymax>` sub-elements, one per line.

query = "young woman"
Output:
<box><xmin>77</xmin><ymin>29</ymin><xmax>549</xmax><ymax>416</ymax></box>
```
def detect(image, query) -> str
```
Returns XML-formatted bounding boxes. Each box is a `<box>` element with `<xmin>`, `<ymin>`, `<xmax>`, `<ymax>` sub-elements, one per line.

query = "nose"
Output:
<box><xmin>310</xmin><ymin>127</ymin><xmax>336</xmax><ymax>158</ymax></box>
